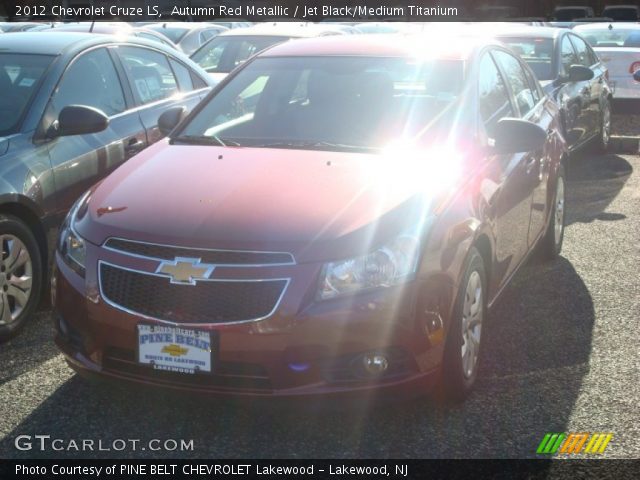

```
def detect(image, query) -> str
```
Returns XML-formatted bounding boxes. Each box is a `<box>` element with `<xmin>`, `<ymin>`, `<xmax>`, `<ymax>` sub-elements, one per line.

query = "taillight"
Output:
<box><xmin>630</xmin><ymin>61</ymin><xmax>640</xmax><ymax>74</ymax></box>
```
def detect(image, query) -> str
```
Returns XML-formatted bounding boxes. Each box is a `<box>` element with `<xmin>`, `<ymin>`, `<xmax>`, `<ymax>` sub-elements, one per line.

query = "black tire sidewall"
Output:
<box><xmin>0</xmin><ymin>215</ymin><xmax>43</xmax><ymax>342</ymax></box>
<box><xmin>442</xmin><ymin>247</ymin><xmax>486</xmax><ymax>401</ymax></box>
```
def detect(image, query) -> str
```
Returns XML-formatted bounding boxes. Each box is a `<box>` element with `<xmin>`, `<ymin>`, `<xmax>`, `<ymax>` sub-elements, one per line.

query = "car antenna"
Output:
<box><xmin>90</xmin><ymin>21</ymin><xmax>95</xmax><ymax>33</ymax></box>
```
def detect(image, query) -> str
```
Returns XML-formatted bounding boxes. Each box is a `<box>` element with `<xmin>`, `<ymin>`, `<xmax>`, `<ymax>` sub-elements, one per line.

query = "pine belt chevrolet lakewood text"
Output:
<box><xmin>53</xmin><ymin>34</ymin><xmax>569</xmax><ymax>401</ymax></box>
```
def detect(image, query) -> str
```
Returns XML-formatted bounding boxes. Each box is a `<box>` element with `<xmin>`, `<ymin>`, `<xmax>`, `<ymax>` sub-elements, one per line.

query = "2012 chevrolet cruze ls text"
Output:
<box><xmin>53</xmin><ymin>35</ymin><xmax>568</xmax><ymax>401</ymax></box>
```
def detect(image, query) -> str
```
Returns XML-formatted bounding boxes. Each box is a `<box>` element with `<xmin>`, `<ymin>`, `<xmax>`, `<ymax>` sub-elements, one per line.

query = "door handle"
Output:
<box><xmin>125</xmin><ymin>138</ymin><xmax>145</xmax><ymax>154</ymax></box>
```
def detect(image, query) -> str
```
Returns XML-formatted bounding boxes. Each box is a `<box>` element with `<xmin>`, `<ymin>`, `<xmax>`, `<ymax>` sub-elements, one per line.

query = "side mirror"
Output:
<box><xmin>158</xmin><ymin>106</ymin><xmax>187</xmax><ymax>136</ymax></box>
<box><xmin>55</xmin><ymin>105</ymin><xmax>109</xmax><ymax>137</ymax></box>
<box><xmin>634</xmin><ymin>70</ymin><xmax>640</xmax><ymax>82</ymax></box>
<box><xmin>492</xmin><ymin>118</ymin><xmax>547</xmax><ymax>154</ymax></box>
<box><xmin>568</xmin><ymin>64</ymin><xmax>594</xmax><ymax>82</ymax></box>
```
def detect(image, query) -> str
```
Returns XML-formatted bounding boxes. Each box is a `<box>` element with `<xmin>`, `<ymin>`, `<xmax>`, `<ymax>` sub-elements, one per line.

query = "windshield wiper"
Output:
<box><xmin>253</xmin><ymin>141</ymin><xmax>376</xmax><ymax>152</ymax></box>
<box><xmin>171</xmin><ymin>135</ymin><xmax>241</xmax><ymax>147</ymax></box>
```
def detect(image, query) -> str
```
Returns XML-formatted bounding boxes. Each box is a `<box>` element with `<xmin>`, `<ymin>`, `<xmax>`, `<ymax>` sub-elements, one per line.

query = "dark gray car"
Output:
<box><xmin>0</xmin><ymin>32</ymin><xmax>213</xmax><ymax>340</ymax></box>
<box><xmin>495</xmin><ymin>27</ymin><xmax>613</xmax><ymax>153</ymax></box>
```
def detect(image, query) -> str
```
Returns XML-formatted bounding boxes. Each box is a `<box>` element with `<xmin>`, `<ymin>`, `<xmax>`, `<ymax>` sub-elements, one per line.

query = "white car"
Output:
<box><xmin>575</xmin><ymin>22</ymin><xmax>640</xmax><ymax>99</ymax></box>
<box><xmin>190</xmin><ymin>23</ymin><xmax>347</xmax><ymax>83</ymax></box>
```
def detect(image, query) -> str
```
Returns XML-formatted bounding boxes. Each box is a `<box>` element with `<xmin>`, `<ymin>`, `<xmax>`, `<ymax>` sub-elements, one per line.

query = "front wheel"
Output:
<box><xmin>594</xmin><ymin>99</ymin><xmax>611</xmax><ymax>153</ymax></box>
<box><xmin>538</xmin><ymin>165</ymin><xmax>566</xmax><ymax>262</ymax></box>
<box><xmin>442</xmin><ymin>247</ymin><xmax>486</xmax><ymax>402</ymax></box>
<box><xmin>0</xmin><ymin>215</ymin><xmax>43</xmax><ymax>343</ymax></box>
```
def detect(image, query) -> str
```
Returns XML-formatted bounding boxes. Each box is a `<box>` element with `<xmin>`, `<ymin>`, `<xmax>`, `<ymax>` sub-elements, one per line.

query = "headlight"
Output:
<box><xmin>318</xmin><ymin>234</ymin><xmax>420</xmax><ymax>300</ymax></box>
<box><xmin>57</xmin><ymin>192</ymin><xmax>90</xmax><ymax>277</ymax></box>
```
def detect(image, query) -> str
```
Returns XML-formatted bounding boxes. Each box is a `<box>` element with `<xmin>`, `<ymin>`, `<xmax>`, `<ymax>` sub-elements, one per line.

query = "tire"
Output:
<box><xmin>0</xmin><ymin>215</ymin><xmax>43</xmax><ymax>343</ymax></box>
<box><xmin>594</xmin><ymin>98</ymin><xmax>611</xmax><ymax>153</ymax></box>
<box><xmin>442</xmin><ymin>247</ymin><xmax>486</xmax><ymax>402</ymax></box>
<box><xmin>538</xmin><ymin>164</ymin><xmax>566</xmax><ymax>262</ymax></box>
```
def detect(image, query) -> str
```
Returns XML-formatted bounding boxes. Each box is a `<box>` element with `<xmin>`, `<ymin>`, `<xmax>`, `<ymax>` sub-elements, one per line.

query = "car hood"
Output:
<box><xmin>77</xmin><ymin>141</ymin><xmax>454</xmax><ymax>263</ymax></box>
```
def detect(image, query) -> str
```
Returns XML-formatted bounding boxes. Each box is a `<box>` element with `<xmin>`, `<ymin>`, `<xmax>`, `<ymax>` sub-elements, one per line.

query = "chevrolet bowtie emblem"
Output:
<box><xmin>161</xmin><ymin>344</ymin><xmax>189</xmax><ymax>357</ymax></box>
<box><xmin>156</xmin><ymin>257</ymin><xmax>215</xmax><ymax>285</ymax></box>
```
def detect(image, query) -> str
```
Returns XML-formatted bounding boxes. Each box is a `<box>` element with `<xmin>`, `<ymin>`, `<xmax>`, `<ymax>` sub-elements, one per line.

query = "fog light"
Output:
<box><xmin>362</xmin><ymin>354</ymin><xmax>389</xmax><ymax>375</ymax></box>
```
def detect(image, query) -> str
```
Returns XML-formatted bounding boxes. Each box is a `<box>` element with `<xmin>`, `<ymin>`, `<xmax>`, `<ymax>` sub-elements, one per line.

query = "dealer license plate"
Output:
<box><xmin>137</xmin><ymin>324</ymin><xmax>212</xmax><ymax>374</ymax></box>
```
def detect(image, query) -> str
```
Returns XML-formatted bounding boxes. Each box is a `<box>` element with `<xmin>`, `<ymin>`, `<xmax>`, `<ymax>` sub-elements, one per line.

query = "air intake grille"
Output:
<box><xmin>100</xmin><ymin>263</ymin><xmax>287</xmax><ymax>324</ymax></box>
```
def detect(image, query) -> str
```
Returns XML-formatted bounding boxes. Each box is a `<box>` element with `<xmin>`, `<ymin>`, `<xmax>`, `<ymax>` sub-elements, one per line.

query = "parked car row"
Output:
<box><xmin>0</xmin><ymin>21</ymin><xmax>631</xmax><ymax>403</ymax></box>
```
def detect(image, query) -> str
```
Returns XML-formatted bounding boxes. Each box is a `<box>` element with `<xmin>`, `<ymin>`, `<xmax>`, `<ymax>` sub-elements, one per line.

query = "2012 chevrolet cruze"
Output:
<box><xmin>53</xmin><ymin>35</ymin><xmax>568</xmax><ymax>401</ymax></box>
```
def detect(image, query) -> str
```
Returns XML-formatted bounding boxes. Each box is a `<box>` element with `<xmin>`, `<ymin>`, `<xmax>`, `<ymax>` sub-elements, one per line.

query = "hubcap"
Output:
<box><xmin>461</xmin><ymin>270</ymin><xmax>482</xmax><ymax>379</ymax></box>
<box><xmin>602</xmin><ymin>104</ymin><xmax>611</xmax><ymax>146</ymax></box>
<box><xmin>554</xmin><ymin>177</ymin><xmax>565</xmax><ymax>246</ymax></box>
<box><xmin>0</xmin><ymin>235</ymin><xmax>33</xmax><ymax>325</ymax></box>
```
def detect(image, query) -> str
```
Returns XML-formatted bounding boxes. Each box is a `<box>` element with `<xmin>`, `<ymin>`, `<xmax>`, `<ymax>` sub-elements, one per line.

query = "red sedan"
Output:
<box><xmin>53</xmin><ymin>34</ymin><xmax>568</xmax><ymax>401</ymax></box>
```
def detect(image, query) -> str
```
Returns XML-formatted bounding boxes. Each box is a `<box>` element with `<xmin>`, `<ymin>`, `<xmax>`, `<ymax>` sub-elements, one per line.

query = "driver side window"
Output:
<box><xmin>478</xmin><ymin>52</ymin><xmax>514</xmax><ymax>138</ymax></box>
<box><xmin>560</xmin><ymin>36</ymin><xmax>579</xmax><ymax>74</ymax></box>
<box><xmin>51</xmin><ymin>48</ymin><xmax>125</xmax><ymax>117</ymax></box>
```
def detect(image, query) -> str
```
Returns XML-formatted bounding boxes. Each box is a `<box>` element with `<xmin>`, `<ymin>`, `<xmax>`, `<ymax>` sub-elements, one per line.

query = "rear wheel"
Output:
<box><xmin>538</xmin><ymin>165</ymin><xmax>566</xmax><ymax>262</ymax></box>
<box><xmin>594</xmin><ymin>99</ymin><xmax>611</xmax><ymax>153</ymax></box>
<box><xmin>0</xmin><ymin>215</ymin><xmax>42</xmax><ymax>343</ymax></box>
<box><xmin>442</xmin><ymin>247</ymin><xmax>486</xmax><ymax>402</ymax></box>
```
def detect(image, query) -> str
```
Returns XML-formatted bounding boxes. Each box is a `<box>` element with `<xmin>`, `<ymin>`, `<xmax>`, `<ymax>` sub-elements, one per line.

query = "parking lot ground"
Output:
<box><xmin>0</xmin><ymin>150</ymin><xmax>638</xmax><ymax>459</ymax></box>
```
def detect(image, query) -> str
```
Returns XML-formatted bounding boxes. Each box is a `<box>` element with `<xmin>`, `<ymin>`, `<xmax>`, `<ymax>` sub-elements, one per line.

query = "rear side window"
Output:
<box><xmin>51</xmin><ymin>48</ymin><xmax>125</xmax><ymax>117</ymax></box>
<box><xmin>168</xmin><ymin>58</ymin><xmax>193</xmax><ymax>92</ymax></box>
<box><xmin>478</xmin><ymin>53</ymin><xmax>514</xmax><ymax>136</ymax></box>
<box><xmin>492</xmin><ymin>50</ymin><xmax>537</xmax><ymax>118</ymax></box>
<box><xmin>118</xmin><ymin>46</ymin><xmax>178</xmax><ymax>105</ymax></box>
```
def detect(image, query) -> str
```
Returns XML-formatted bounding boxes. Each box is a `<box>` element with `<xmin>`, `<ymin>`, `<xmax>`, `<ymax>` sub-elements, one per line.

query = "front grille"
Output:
<box><xmin>105</xmin><ymin>238</ymin><xmax>294</xmax><ymax>265</ymax></box>
<box><xmin>103</xmin><ymin>347</ymin><xmax>272</xmax><ymax>392</ymax></box>
<box><xmin>100</xmin><ymin>263</ymin><xmax>287</xmax><ymax>324</ymax></box>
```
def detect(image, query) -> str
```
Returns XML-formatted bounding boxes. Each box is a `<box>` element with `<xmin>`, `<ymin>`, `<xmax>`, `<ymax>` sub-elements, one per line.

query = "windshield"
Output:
<box><xmin>149</xmin><ymin>25</ymin><xmax>189</xmax><ymax>43</ymax></box>
<box><xmin>192</xmin><ymin>35</ymin><xmax>290</xmax><ymax>73</ymax></box>
<box><xmin>578</xmin><ymin>27</ymin><xmax>640</xmax><ymax>48</ymax></box>
<box><xmin>177</xmin><ymin>56</ymin><xmax>464</xmax><ymax>152</ymax></box>
<box><xmin>0</xmin><ymin>54</ymin><xmax>53</xmax><ymax>136</ymax></box>
<box><xmin>500</xmin><ymin>38</ymin><xmax>555</xmax><ymax>80</ymax></box>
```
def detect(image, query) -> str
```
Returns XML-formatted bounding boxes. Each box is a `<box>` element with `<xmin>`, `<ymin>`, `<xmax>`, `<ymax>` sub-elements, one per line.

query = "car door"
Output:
<box><xmin>477</xmin><ymin>51</ymin><xmax>532</xmax><ymax>293</ymax></box>
<box><xmin>114</xmin><ymin>46</ymin><xmax>207</xmax><ymax>145</ymax></box>
<box><xmin>493</xmin><ymin>50</ymin><xmax>556</xmax><ymax>247</ymax></box>
<box><xmin>43</xmin><ymin>47</ymin><xmax>148</xmax><ymax>213</ymax></box>
<box><xmin>569</xmin><ymin>33</ymin><xmax>602</xmax><ymax>138</ymax></box>
<box><xmin>559</xmin><ymin>34</ymin><xmax>592</xmax><ymax>147</ymax></box>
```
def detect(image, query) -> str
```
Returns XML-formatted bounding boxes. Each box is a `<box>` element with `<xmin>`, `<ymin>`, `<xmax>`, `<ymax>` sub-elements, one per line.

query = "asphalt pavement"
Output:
<box><xmin>0</xmin><ymin>150</ymin><xmax>638</xmax><ymax>460</ymax></box>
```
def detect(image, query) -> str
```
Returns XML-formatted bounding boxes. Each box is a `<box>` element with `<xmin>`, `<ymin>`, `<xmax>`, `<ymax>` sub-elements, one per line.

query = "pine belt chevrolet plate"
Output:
<box><xmin>137</xmin><ymin>325</ymin><xmax>212</xmax><ymax>374</ymax></box>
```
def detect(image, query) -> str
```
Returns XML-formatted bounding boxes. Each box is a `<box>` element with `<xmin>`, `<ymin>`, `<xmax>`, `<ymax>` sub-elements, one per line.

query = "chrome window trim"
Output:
<box><xmin>103</xmin><ymin>237</ymin><xmax>297</xmax><ymax>267</ymax></box>
<box><xmin>98</xmin><ymin>260</ymin><xmax>290</xmax><ymax>327</ymax></box>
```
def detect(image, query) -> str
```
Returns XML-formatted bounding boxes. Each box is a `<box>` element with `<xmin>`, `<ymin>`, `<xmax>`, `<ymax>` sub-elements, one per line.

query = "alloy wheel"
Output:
<box><xmin>0</xmin><ymin>235</ymin><xmax>33</xmax><ymax>325</ymax></box>
<box><xmin>601</xmin><ymin>102</ymin><xmax>611</xmax><ymax>148</ymax></box>
<box><xmin>554</xmin><ymin>176</ymin><xmax>565</xmax><ymax>247</ymax></box>
<box><xmin>461</xmin><ymin>270</ymin><xmax>483</xmax><ymax>379</ymax></box>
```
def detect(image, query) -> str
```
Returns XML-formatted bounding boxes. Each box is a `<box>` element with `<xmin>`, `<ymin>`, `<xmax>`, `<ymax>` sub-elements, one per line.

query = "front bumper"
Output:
<box><xmin>53</xmin><ymin>243</ymin><xmax>449</xmax><ymax>399</ymax></box>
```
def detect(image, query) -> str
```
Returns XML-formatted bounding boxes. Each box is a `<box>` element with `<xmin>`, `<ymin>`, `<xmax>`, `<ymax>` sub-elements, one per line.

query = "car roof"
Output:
<box><xmin>147</xmin><ymin>22</ymin><xmax>227</xmax><ymax>31</ymax></box>
<box><xmin>574</xmin><ymin>22</ymin><xmax>640</xmax><ymax>30</ymax></box>
<box><xmin>219</xmin><ymin>23</ymin><xmax>342</xmax><ymax>38</ymax></box>
<box><xmin>0</xmin><ymin>31</ymin><xmax>177</xmax><ymax>56</ymax></box>
<box><xmin>0</xmin><ymin>31</ymin><xmax>109</xmax><ymax>55</ymax></box>
<box><xmin>486</xmin><ymin>25</ymin><xmax>565</xmax><ymax>39</ymax></box>
<box><xmin>260</xmin><ymin>33</ymin><xmax>486</xmax><ymax>60</ymax></box>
